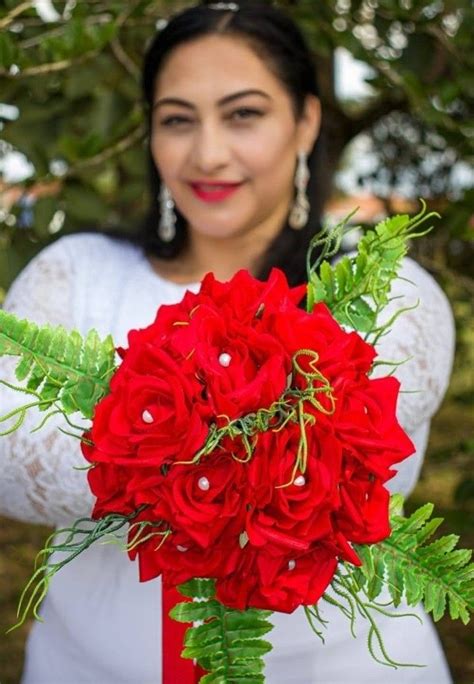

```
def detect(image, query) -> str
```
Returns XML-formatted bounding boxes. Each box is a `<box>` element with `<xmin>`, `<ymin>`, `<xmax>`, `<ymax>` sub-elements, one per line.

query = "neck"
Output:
<box><xmin>183</xmin><ymin>232</ymin><xmax>265</xmax><ymax>282</ymax></box>
<box><xmin>183</xmin><ymin>199</ymin><xmax>292</xmax><ymax>283</ymax></box>
<box><xmin>149</xmin><ymin>196</ymin><xmax>293</xmax><ymax>285</ymax></box>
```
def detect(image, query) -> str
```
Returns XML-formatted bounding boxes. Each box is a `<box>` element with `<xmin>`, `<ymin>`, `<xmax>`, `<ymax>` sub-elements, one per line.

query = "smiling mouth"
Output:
<box><xmin>189</xmin><ymin>181</ymin><xmax>244</xmax><ymax>203</ymax></box>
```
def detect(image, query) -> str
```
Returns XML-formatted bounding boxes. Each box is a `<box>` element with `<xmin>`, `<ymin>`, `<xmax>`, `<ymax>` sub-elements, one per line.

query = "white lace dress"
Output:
<box><xmin>0</xmin><ymin>233</ymin><xmax>455</xmax><ymax>684</ymax></box>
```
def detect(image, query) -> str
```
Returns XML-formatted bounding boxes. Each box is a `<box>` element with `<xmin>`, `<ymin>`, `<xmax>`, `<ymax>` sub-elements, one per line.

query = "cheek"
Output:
<box><xmin>236</xmin><ymin>121</ymin><xmax>297</xmax><ymax>180</ymax></box>
<box><xmin>150</xmin><ymin>133</ymin><xmax>187</xmax><ymax>181</ymax></box>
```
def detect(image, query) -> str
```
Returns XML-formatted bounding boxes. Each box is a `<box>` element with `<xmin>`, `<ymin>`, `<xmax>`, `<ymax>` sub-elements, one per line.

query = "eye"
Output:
<box><xmin>159</xmin><ymin>115</ymin><xmax>193</xmax><ymax>127</ymax></box>
<box><xmin>228</xmin><ymin>108</ymin><xmax>263</xmax><ymax>122</ymax></box>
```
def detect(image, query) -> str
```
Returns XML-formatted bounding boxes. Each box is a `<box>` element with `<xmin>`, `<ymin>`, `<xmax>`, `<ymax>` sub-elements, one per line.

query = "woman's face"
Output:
<box><xmin>150</xmin><ymin>34</ymin><xmax>320</xmax><ymax>243</ymax></box>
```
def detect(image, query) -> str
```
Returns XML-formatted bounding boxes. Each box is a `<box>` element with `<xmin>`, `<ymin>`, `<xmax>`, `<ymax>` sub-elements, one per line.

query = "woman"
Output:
<box><xmin>0</xmin><ymin>2</ymin><xmax>455</xmax><ymax>682</ymax></box>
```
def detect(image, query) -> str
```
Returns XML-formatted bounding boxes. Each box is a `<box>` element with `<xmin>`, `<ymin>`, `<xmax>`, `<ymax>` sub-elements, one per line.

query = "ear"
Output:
<box><xmin>296</xmin><ymin>95</ymin><xmax>321</xmax><ymax>154</ymax></box>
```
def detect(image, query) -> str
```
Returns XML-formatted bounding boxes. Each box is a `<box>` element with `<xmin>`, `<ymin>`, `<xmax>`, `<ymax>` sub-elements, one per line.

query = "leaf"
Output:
<box><xmin>0</xmin><ymin>309</ymin><xmax>116</xmax><ymax>419</ymax></box>
<box><xmin>170</xmin><ymin>600</ymin><xmax>222</xmax><ymax>624</ymax></box>
<box><xmin>354</xmin><ymin>499</ymin><xmax>474</xmax><ymax>626</ymax></box>
<box><xmin>172</xmin><ymin>580</ymin><xmax>274</xmax><ymax>683</ymax></box>
<box><xmin>307</xmin><ymin>203</ymin><xmax>439</xmax><ymax>339</ymax></box>
<box><xmin>9</xmin><ymin>508</ymin><xmax>146</xmax><ymax>631</ymax></box>
<box><xmin>178</xmin><ymin>578</ymin><xmax>217</xmax><ymax>600</ymax></box>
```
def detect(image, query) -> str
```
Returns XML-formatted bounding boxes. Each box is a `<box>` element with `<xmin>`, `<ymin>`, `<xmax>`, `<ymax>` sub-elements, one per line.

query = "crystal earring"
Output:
<box><xmin>289</xmin><ymin>151</ymin><xmax>310</xmax><ymax>230</ymax></box>
<box><xmin>158</xmin><ymin>184</ymin><xmax>176</xmax><ymax>242</ymax></box>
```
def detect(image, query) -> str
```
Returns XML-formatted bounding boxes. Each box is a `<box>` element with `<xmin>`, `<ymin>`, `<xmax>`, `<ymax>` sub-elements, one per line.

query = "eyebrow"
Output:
<box><xmin>153</xmin><ymin>89</ymin><xmax>272</xmax><ymax>110</ymax></box>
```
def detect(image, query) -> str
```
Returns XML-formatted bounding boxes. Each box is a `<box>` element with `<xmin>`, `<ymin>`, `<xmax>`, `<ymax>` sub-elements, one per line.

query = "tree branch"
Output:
<box><xmin>64</xmin><ymin>123</ymin><xmax>146</xmax><ymax>178</ymax></box>
<box><xmin>0</xmin><ymin>50</ymin><xmax>100</xmax><ymax>78</ymax></box>
<box><xmin>110</xmin><ymin>39</ymin><xmax>140</xmax><ymax>79</ymax></box>
<box><xmin>0</xmin><ymin>1</ymin><xmax>34</xmax><ymax>30</ymax></box>
<box><xmin>0</xmin><ymin>124</ymin><xmax>146</xmax><ymax>202</ymax></box>
<box><xmin>19</xmin><ymin>14</ymin><xmax>114</xmax><ymax>49</ymax></box>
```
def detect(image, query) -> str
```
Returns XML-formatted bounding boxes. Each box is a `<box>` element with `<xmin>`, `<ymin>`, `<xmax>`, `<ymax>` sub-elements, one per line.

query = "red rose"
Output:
<box><xmin>82</xmin><ymin>347</ymin><xmax>209</xmax><ymax>517</ymax></box>
<box><xmin>167</xmin><ymin>304</ymin><xmax>291</xmax><ymax>419</ymax></box>
<box><xmin>216</xmin><ymin>546</ymin><xmax>337</xmax><ymax>613</ymax></box>
<box><xmin>84</xmin><ymin>453</ymin><xmax>135</xmax><ymax>517</ymax></box>
<box><xmin>86</xmin><ymin>348</ymin><xmax>208</xmax><ymax>467</ymax></box>
<box><xmin>270</xmin><ymin>303</ymin><xmax>375</xmax><ymax>384</ymax></box>
<box><xmin>245</xmin><ymin>425</ymin><xmax>340</xmax><ymax>551</ymax></box>
<box><xmin>336</xmin><ymin>473</ymin><xmax>392</xmax><ymax>544</ymax></box>
<box><xmin>153</xmin><ymin>269</ymin><xmax>306</xmax><ymax>334</ymax></box>
<box><xmin>337</xmin><ymin>376</ymin><xmax>414</xmax><ymax>476</ymax></box>
<box><xmin>149</xmin><ymin>451</ymin><xmax>247</xmax><ymax>548</ymax></box>
<box><xmin>135</xmin><ymin>530</ymin><xmax>241</xmax><ymax>586</ymax></box>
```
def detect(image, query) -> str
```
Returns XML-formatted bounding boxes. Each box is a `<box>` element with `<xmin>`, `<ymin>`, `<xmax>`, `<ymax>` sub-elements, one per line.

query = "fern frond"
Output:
<box><xmin>8</xmin><ymin>507</ymin><xmax>149</xmax><ymax>632</ymax></box>
<box><xmin>0</xmin><ymin>310</ymin><xmax>116</xmax><ymax>418</ymax></box>
<box><xmin>301</xmin><ymin>497</ymin><xmax>473</xmax><ymax>667</ymax></box>
<box><xmin>171</xmin><ymin>579</ymin><xmax>274</xmax><ymax>683</ymax></box>
<box><xmin>307</xmin><ymin>201</ymin><xmax>439</xmax><ymax>337</ymax></box>
<box><xmin>303</xmin><ymin>566</ymin><xmax>423</xmax><ymax>669</ymax></box>
<box><xmin>355</xmin><ymin>501</ymin><xmax>474</xmax><ymax>625</ymax></box>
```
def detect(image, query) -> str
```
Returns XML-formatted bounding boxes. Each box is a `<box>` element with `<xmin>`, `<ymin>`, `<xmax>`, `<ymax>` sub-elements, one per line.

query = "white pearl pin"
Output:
<box><xmin>176</xmin><ymin>545</ymin><xmax>188</xmax><ymax>553</ymax></box>
<box><xmin>288</xmin><ymin>560</ymin><xmax>296</xmax><ymax>571</ymax></box>
<box><xmin>198</xmin><ymin>476</ymin><xmax>210</xmax><ymax>491</ymax></box>
<box><xmin>142</xmin><ymin>410</ymin><xmax>154</xmax><ymax>424</ymax></box>
<box><xmin>218</xmin><ymin>352</ymin><xmax>232</xmax><ymax>367</ymax></box>
<box><xmin>239</xmin><ymin>531</ymin><xmax>249</xmax><ymax>549</ymax></box>
<box><xmin>294</xmin><ymin>475</ymin><xmax>306</xmax><ymax>487</ymax></box>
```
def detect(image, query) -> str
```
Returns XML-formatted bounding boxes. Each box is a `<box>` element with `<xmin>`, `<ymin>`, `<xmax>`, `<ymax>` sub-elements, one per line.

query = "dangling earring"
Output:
<box><xmin>289</xmin><ymin>151</ymin><xmax>310</xmax><ymax>230</ymax></box>
<box><xmin>158</xmin><ymin>184</ymin><xmax>176</xmax><ymax>242</ymax></box>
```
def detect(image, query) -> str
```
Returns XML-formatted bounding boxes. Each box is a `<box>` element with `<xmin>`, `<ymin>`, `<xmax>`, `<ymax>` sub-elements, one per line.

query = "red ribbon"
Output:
<box><xmin>162</xmin><ymin>584</ymin><xmax>206</xmax><ymax>684</ymax></box>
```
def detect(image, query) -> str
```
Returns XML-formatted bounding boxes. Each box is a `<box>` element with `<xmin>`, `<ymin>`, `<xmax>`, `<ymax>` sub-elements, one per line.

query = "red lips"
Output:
<box><xmin>190</xmin><ymin>181</ymin><xmax>243</xmax><ymax>203</ymax></box>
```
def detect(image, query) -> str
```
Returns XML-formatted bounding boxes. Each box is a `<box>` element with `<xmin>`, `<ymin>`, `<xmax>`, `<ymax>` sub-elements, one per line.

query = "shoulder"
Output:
<box><xmin>44</xmin><ymin>232</ymin><xmax>143</xmax><ymax>271</ymax></box>
<box><xmin>5</xmin><ymin>232</ymin><xmax>146</xmax><ymax>330</ymax></box>
<box><xmin>14</xmin><ymin>232</ymin><xmax>143</xmax><ymax>281</ymax></box>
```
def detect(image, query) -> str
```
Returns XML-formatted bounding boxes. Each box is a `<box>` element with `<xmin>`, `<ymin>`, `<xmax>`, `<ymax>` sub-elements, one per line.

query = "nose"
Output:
<box><xmin>189</xmin><ymin>120</ymin><xmax>231</xmax><ymax>175</ymax></box>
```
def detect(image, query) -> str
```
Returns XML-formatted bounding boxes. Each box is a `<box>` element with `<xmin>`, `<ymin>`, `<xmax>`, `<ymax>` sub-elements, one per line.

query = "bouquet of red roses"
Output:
<box><xmin>1</xmin><ymin>206</ymin><xmax>472</xmax><ymax>683</ymax></box>
<box><xmin>83</xmin><ymin>268</ymin><xmax>412</xmax><ymax>614</ymax></box>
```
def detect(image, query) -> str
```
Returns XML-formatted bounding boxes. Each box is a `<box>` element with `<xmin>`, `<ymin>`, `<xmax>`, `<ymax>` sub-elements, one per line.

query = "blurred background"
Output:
<box><xmin>0</xmin><ymin>0</ymin><xmax>473</xmax><ymax>681</ymax></box>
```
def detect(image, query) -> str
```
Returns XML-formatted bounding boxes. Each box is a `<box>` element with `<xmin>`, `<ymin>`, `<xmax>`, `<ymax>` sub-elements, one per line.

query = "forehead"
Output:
<box><xmin>154</xmin><ymin>34</ymin><xmax>287</xmax><ymax>103</ymax></box>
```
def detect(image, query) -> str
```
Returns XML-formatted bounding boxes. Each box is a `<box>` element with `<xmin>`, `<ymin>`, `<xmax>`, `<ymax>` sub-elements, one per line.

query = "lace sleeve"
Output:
<box><xmin>0</xmin><ymin>239</ymin><xmax>94</xmax><ymax>527</ymax></box>
<box><xmin>372</xmin><ymin>257</ymin><xmax>455</xmax><ymax>496</ymax></box>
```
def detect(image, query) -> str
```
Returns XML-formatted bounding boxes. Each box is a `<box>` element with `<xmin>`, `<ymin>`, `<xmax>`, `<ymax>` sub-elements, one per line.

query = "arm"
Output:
<box><xmin>0</xmin><ymin>239</ymin><xmax>94</xmax><ymax>526</ymax></box>
<box><xmin>373</xmin><ymin>257</ymin><xmax>455</xmax><ymax>496</ymax></box>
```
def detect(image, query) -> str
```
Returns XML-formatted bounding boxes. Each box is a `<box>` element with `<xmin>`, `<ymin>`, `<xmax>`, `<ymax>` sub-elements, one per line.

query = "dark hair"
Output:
<box><xmin>139</xmin><ymin>0</ymin><xmax>329</xmax><ymax>286</ymax></box>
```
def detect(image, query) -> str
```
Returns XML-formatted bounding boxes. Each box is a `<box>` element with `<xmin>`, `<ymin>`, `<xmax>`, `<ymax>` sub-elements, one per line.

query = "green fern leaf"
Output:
<box><xmin>307</xmin><ymin>202</ymin><xmax>439</xmax><ymax>337</ymax></box>
<box><xmin>176</xmin><ymin>578</ymin><xmax>219</xmax><ymax>600</ymax></box>
<box><xmin>8</xmin><ymin>508</ymin><xmax>148</xmax><ymax>631</ymax></box>
<box><xmin>170</xmin><ymin>598</ymin><xmax>223</xmax><ymax>623</ymax></box>
<box><xmin>0</xmin><ymin>310</ymin><xmax>116</xmax><ymax>419</ymax></box>
<box><xmin>170</xmin><ymin>579</ymin><xmax>274</xmax><ymax>683</ymax></box>
<box><xmin>356</xmin><ymin>500</ymin><xmax>474</xmax><ymax>625</ymax></box>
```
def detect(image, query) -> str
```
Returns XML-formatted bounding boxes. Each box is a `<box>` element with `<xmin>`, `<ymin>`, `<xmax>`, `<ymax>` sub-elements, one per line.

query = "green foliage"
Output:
<box><xmin>0</xmin><ymin>310</ymin><xmax>116</xmax><ymax>420</ymax></box>
<box><xmin>307</xmin><ymin>203</ymin><xmax>438</xmax><ymax>336</ymax></box>
<box><xmin>8</xmin><ymin>509</ymin><xmax>147</xmax><ymax>631</ymax></box>
<box><xmin>171</xmin><ymin>579</ymin><xmax>274</xmax><ymax>683</ymax></box>
<box><xmin>355</xmin><ymin>496</ymin><xmax>474</xmax><ymax>625</ymax></box>
<box><xmin>302</xmin><ymin>496</ymin><xmax>474</xmax><ymax>668</ymax></box>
